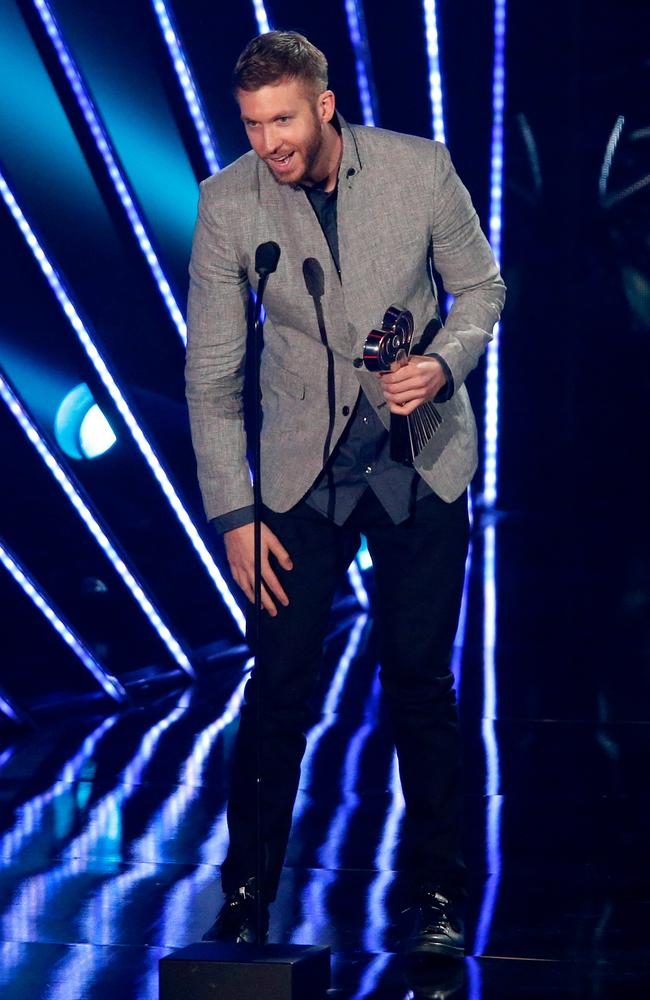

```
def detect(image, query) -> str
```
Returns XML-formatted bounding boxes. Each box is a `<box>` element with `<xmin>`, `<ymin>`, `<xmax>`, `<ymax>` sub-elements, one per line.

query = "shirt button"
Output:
<box><xmin>362</xmin><ymin>416</ymin><xmax>368</xmax><ymax>424</ymax></box>
<box><xmin>365</xmin><ymin>465</ymin><xmax>372</xmax><ymax>475</ymax></box>
<box><xmin>353</xmin><ymin>357</ymin><xmax>363</xmax><ymax>368</ymax></box>
<box><xmin>342</xmin><ymin>405</ymin><xmax>350</xmax><ymax>416</ymax></box>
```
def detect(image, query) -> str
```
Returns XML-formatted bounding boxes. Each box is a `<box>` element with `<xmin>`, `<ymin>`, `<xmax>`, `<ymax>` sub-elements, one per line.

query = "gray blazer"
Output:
<box><xmin>186</xmin><ymin>115</ymin><xmax>505</xmax><ymax>522</ymax></box>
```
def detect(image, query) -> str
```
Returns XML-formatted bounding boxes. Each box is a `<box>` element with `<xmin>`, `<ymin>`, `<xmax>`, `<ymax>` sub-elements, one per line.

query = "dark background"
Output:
<box><xmin>1</xmin><ymin>0</ymin><xmax>647</xmax><ymax>725</ymax></box>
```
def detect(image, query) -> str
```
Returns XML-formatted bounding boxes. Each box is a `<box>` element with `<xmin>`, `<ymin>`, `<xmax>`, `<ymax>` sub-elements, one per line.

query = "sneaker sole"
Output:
<box><xmin>402</xmin><ymin>936</ymin><xmax>465</xmax><ymax>960</ymax></box>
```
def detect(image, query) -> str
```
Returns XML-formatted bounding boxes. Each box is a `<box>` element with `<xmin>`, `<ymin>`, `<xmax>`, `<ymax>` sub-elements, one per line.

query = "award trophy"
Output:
<box><xmin>363</xmin><ymin>305</ymin><xmax>443</xmax><ymax>466</ymax></box>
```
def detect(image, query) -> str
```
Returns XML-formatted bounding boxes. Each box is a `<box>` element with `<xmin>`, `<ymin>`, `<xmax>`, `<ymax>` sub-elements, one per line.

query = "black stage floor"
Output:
<box><xmin>1</xmin><ymin>509</ymin><xmax>648</xmax><ymax>999</ymax></box>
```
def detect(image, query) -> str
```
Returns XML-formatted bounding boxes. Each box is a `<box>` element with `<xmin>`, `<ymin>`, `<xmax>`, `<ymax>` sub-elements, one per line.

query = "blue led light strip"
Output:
<box><xmin>0</xmin><ymin>172</ymin><xmax>245</xmax><ymax>635</ymax></box>
<box><xmin>482</xmin><ymin>0</ymin><xmax>507</xmax><ymax>507</ymax></box>
<box><xmin>293</xmin><ymin>683</ymin><xmax>382</xmax><ymax>944</ymax></box>
<box><xmin>363</xmin><ymin>750</ymin><xmax>404</xmax><ymax>953</ymax></box>
<box><xmin>31</xmin><ymin>0</ymin><xmax>187</xmax><ymax>344</ymax></box>
<box><xmin>294</xmin><ymin>615</ymin><xmax>368</xmax><ymax>811</ymax></box>
<box><xmin>353</xmin><ymin>953</ymin><xmax>392</xmax><ymax>1000</ymax></box>
<box><xmin>251</xmin><ymin>0</ymin><xmax>272</xmax><ymax>34</ymax></box>
<box><xmin>422</xmin><ymin>0</ymin><xmax>446</xmax><ymax>142</ymax></box>
<box><xmin>149</xmin><ymin>0</ymin><xmax>220</xmax><ymax>176</ymax></box>
<box><xmin>0</xmin><ymin>372</ymin><xmax>195</xmax><ymax>678</ymax></box>
<box><xmin>344</xmin><ymin>0</ymin><xmax>378</xmax><ymax>127</ymax></box>
<box><xmin>472</xmin><ymin>521</ymin><xmax>503</xmax><ymax>956</ymax></box>
<box><xmin>0</xmin><ymin>539</ymin><xmax>126</xmax><ymax>703</ymax></box>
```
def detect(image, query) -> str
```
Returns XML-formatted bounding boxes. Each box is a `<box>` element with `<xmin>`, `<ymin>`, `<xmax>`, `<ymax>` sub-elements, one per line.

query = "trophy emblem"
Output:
<box><xmin>363</xmin><ymin>305</ymin><xmax>443</xmax><ymax>466</ymax></box>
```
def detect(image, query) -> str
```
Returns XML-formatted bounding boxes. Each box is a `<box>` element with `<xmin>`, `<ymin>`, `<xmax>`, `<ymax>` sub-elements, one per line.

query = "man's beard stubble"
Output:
<box><xmin>266</xmin><ymin>116</ymin><xmax>324</xmax><ymax>188</ymax></box>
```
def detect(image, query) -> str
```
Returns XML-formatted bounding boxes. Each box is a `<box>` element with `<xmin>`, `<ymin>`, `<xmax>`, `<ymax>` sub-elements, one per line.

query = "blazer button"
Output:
<box><xmin>353</xmin><ymin>357</ymin><xmax>363</xmax><ymax>368</ymax></box>
<box><xmin>342</xmin><ymin>405</ymin><xmax>350</xmax><ymax>416</ymax></box>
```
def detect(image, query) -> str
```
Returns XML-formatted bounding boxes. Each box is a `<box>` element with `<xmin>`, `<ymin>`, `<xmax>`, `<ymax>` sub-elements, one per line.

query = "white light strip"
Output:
<box><xmin>0</xmin><ymin>540</ymin><xmax>126</xmax><ymax>703</ymax></box>
<box><xmin>482</xmin><ymin>0</ymin><xmax>507</xmax><ymax>507</ymax></box>
<box><xmin>344</xmin><ymin>0</ymin><xmax>378</xmax><ymax>127</ymax></box>
<box><xmin>150</xmin><ymin>0</ymin><xmax>220</xmax><ymax>176</ymax></box>
<box><xmin>31</xmin><ymin>0</ymin><xmax>187</xmax><ymax>344</ymax></box>
<box><xmin>0</xmin><ymin>172</ymin><xmax>245</xmax><ymax>635</ymax></box>
<box><xmin>251</xmin><ymin>0</ymin><xmax>272</xmax><ymax>34</ymax></box>
<box><xmin>0</xmin><ymin>372</ymin><xmax>194</xmax><ymax>677</ymax></box>
<box><xmin>422</xmin><ymin>0</ymin><xmax>446</xmax><ymax>143</ymax></box>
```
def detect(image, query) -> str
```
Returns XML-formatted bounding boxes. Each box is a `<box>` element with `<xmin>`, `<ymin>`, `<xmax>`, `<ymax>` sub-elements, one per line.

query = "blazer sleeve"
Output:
<box><xmin>426</xmin><ymin>142</ymin><xmax>506</xmax><ymax>393</ymax></box>
<box><xmin>185</xmin><ymin>181</ymin><xmax>253</xmax><ymax>521</ymax></box>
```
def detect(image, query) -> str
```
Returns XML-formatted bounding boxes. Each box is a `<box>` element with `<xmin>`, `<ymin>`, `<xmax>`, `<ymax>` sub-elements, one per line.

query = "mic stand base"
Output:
<box><xmin>159</xmin><ymin>941</ymin><xmax>331</xmax><ymax>1000</ymax></box>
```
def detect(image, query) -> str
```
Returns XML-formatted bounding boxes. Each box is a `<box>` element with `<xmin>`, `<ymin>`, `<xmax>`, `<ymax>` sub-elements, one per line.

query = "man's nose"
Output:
<box><xmin>260</xmin><ymin>127</ymin><xmax>280</xmax><ymax>155</ymax></box>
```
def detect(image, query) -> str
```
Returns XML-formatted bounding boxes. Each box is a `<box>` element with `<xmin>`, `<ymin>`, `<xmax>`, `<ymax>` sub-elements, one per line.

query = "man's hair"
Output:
<box><xmin>233</xmin><ymin>31</ymin><xmax>328</xmax><ymax>96</ymax></box>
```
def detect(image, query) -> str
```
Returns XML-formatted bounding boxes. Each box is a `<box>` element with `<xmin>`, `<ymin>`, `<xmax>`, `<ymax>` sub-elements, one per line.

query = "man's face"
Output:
<box><xmin>237</xmin><ymin>77</ymin><xmax>333</xmax><ymax>186</ymax></box>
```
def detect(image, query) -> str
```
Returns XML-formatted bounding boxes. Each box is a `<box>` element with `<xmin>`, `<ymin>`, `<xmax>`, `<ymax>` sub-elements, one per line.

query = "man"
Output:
<box><xmin>186</xmin><ymin>31</ymin><xmax>504</xmax><ymax>957</ymax></box>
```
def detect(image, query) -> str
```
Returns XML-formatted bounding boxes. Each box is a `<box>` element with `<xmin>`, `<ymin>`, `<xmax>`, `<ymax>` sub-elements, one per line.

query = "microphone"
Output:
<box><xmin>302</xmin><ymin>257</ymin><xmax>325</xmax><ymax>300</ymax></box>
<box><xmin>255</xmin><ymin>241</ymin><xmax>281</xmax><ymax>277</ymax></box>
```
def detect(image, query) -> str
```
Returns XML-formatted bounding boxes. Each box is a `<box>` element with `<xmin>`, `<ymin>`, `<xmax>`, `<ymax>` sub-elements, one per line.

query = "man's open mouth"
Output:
<box><xmin>269</xmin><ymin>152</ymin><xmax>295</xmax><ymax>167</ymax></box>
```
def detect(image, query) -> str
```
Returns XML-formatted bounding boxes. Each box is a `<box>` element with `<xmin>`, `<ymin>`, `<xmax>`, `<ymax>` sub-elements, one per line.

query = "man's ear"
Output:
<box><xmin>318</xmin><ymin>90</ymin><xmax>336</xmax><ymax>124</ymax></box>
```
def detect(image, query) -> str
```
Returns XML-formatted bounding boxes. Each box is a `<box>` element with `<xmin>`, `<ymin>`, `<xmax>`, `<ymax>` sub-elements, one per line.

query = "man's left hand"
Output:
<box><xmin>378</xmin><ymin>357</ymin><xmax>447</xmax><ymax>415</ymax></box>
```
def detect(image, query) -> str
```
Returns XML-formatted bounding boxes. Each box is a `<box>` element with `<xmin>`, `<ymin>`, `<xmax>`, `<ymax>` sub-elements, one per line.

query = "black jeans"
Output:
<box><xmin>220</xmin><ymin>487</ymin><xmax>470</xmax><ymax>901</ymax></box>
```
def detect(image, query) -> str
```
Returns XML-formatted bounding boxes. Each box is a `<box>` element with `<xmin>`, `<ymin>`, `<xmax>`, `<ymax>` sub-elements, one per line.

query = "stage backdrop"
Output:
<box><xmin>1</xmin><ymin>0</ymin><xmax>647</xmax><ymax>723</ymax></box>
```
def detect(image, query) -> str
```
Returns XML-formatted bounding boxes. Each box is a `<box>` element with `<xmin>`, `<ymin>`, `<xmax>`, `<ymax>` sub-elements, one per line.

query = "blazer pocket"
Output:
<box><xmin>261</xmin><ymin>362</ymin><xmax>306</xmax><ymax>401</ymax></box>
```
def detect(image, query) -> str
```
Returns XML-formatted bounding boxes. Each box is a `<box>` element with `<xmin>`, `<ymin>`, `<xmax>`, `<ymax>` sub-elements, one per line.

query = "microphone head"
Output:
<box><xmin>302</xmin><ymin>257</ymin><xmax>325</xmax><ymax>299</ymax></box>
<box><xmin>255</xmin><ymin>241</ymin><xmax>281</xmax><ymax>276</ymax></box>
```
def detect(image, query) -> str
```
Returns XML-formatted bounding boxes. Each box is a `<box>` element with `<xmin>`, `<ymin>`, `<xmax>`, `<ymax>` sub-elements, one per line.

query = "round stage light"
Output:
<box><xmin>54</xmin><ymin>383</ymin><xmax>117</xmax><ymax>460</ymax></box>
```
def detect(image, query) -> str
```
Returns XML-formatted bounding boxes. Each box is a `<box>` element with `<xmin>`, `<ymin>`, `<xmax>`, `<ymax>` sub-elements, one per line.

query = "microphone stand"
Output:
<box><xmin>160</xmin><ymin>243</ymin><xmax>331</xmax><ymax>998</ymax></box>
<box><xmin>251</xmin><ymin>243</ymin><xmax>280</xmax><ymax>944</ymax></box>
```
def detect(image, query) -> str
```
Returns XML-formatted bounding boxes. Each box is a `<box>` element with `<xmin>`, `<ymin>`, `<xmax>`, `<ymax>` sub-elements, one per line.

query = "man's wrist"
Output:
<box><xmin>429</xmin><ymin>352</ymin><xmax>454</xmax><ymax>401</ymax></box>
<box><xmin>211</xmin><ymin>505</ymin><xmax>255</xmax><ymax>535</ymax></box>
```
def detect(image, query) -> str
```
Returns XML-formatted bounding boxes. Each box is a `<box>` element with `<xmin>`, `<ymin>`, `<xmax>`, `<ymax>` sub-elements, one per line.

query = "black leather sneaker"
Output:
<box><xmin>202</xmin><ymin>878</ymin><xmax>269</xmax><ymax>944</ymax></box>
<box><xmin>401</xmin><ymin>886</ymin><xmax>465</xmax><ymax>959</ymax></box>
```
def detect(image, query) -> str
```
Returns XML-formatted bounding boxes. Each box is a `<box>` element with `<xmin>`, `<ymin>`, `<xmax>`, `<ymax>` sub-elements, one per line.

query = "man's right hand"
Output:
<box><xmin>224</xmin><ymin>522</ymin><xmax>293</xmax><ymax>616</ymax></box>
